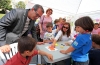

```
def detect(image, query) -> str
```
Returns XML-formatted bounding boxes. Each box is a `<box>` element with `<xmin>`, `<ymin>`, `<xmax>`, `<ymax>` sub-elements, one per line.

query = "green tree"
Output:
<box><xmin>16</xmin><ymin>1</ymin><xmax>25</xmax><ymax>9</ymax></box>
<box><xmin>0</xmin><ymin>0</ymin><xmax>12</xmax><ymax>13</ymax></box>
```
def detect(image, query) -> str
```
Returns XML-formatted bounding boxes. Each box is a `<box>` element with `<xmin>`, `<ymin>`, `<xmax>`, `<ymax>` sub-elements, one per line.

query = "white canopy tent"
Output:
<box><xmin>26</xmin><ymin>0</ymin><xmax>100</xmax><ymax>22</ymax></box>
<box><xmin>25</xmin><ymin>0</ymin><xmax>100</xmax><ymax>32</ymax></box>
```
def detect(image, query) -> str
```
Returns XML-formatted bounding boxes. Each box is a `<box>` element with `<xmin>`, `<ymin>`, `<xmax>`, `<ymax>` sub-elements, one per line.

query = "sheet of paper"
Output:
<box><xmin>45</xmin><ymin>46</ymin><xmax>58</xmax><ymax>51</ymax></box>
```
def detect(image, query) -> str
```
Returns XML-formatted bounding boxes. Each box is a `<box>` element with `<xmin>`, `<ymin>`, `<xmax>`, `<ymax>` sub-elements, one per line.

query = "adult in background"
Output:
<box><xmin>39</xmin><ymin>8</ymin><xmax>53</xmax><ymax>41</ymax></box>
<box><xmin>0</xmin><ymin>4</ymin><xmax>44</xmax><ymax>52</ymax></box>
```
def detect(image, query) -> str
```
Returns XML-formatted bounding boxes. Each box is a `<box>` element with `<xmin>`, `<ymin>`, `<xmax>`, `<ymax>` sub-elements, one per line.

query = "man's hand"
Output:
<box><xmin>37</xmin><ymin>42</ymin><xmax>44</xmax><ymax>45</ymax></box>
<box><xmin>0</xmin><ymin>45</ymin><xmax>10</xmax><ymax>53</ymax></box>
<box><xmin>60</xmin><ymin>50</ymin><xmax>66</xmax><ymax>54</ymax></box>
<box><xmin>46</xmin><ymin>53</ymin><xmax>53</xmax><ymax>61</ymax></box>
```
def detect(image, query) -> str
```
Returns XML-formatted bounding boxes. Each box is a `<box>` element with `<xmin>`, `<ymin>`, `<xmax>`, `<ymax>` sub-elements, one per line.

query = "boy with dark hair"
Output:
<box><xmin>43</xmin><ymin>22</ymin><xmax>59</xmax><ymax>43</ymax></box>
<box><xmin>4</xmin><ymin>36</ymin><xmax>53</xmax><ymax>65</ymax></box>
<box><xmin>89</xmin><ymin>34</ymin><xmax>100</xmax><ymax>65</ymax></box>
<box><xmin>59</xmin><ymin>16</ymin><xmax>94</xmax><ymax>65</ymax></box>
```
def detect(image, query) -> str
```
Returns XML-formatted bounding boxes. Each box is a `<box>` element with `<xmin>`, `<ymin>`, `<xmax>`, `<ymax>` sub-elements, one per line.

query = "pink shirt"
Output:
<box><xmin>39</xmin><ymin>15</ymin><xmax>52</xmax><ymax>39</ymax></box>
<box><xmin>92</xmin><ymin>28</ymin><xmax>100</xmax><ymax>34</ymax></box>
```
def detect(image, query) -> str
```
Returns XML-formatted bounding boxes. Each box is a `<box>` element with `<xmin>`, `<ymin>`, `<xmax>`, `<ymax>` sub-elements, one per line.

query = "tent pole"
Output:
<box><xmin>76</xmin><ymin>0</ymin><xmax>83</xmax><ymax>14</ymax></box>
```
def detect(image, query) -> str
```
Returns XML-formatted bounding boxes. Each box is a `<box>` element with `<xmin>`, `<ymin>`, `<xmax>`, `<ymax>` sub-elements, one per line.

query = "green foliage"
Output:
<box><xmin>0</xmin><ymin>0</ymin><xmax>12</xmax><ymax>10</ymax></box>
<box><xmin>16</xmin><ymin>1</ymin><xmax>25</xmax><ymax>9</ymax></box>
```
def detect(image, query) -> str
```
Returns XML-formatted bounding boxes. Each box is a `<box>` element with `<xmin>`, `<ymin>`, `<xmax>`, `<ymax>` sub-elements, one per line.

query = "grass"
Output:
<box><xmin>0</xmin><ymin>14</ymin><xmax>5</xmax><ymax>18</ymax></box>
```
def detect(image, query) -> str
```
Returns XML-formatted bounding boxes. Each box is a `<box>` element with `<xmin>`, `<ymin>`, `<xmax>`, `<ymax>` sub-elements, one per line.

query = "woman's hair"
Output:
<box><xmin>75</xmin><ymin>16</ymin><xmax>94</xmax><ymax>32</ymax></box>
<box><xmin>46</xmin><ymin>8</ymin><xmax>53</xmax><ymax>14</ymax></box>
<box><xmin>92</xmin><ymin>34</ymin><xmax>100</xmax><ymax>46</ymax></box>
<box><xmin>18</xmin><ymin>36</ymin><xmax>37</xmax><ymax>53</ymax></box>
<box><xmin>61</xmin><ymin>22</ymin><xmax>71</xmax><ymax>37</ymax></box>
<box><xmin>46</xmin><ymin>22</ymin><xmax>53</xmax><ymax>28</ymax></box>
<box><xmin>54</xmin><ymin>19</ymin><xmax>59</xmax><ymax>24</ymax></box>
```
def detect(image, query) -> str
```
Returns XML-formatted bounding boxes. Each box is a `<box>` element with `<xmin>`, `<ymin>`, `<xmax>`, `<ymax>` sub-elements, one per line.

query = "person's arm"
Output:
<box><xmin>60</xmin><ymin>46</ymin><xmax>75</xmax><ymax>54</ymax></box>
<box><xmin>30</xmin><ymin>20</ymin><xmax>38</xmax><ymax>42</ymax></box>
<box><xmin>39</xmin><ymin>15</ymin><xmax>44</xmax><ymax>34</ymax></box>
<box><xmin>39</xmin><ymin>23</ymin><xmax>43</xmax><ymax>34</ymax></box>
<box><xmin>43</xmin><ymin>40</ymin><xmax>51</xmax><ymax>43</ymax></box>
<box><xmin>60</xmin><ymin>35</ymin><xmax>85</xmax><ymax>54</ymax></box>
<box><xmin>0</xmin><ymin>9</ymin><xmax>17</xmax><ymax>46</ymax></box>
<box><xmin>38</xmin><ymin>50</ymin><xmax>53</xmax><ymax>61</ymax></box>
<box><xmin>30</xmin><ymin>21</ymin><xmax>44</xmax><ymax>45</ymax></box>
<box><xmin>0</xmin><ymin>44</ymin><xmax>10</xmax><ymax>53</ymax></box>
<box><xmin>98</xmin><ymin>28</ymin><xmax>100</xmax><ymax>35</ymax></box>
<box><xmin>56</xmin><ymin>25</ymin><xmax>60</xmax><ymax>32</ymax></box>
<box><xmin>51</xmin><ymin>30</ymin><xmax>62</xmax><ymax>47</ymax></box>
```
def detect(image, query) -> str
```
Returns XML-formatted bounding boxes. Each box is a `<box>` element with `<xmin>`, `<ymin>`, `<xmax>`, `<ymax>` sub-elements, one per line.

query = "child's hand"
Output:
<box><xmin>60</xmin><ymin>50</ymin><xmax>66</xmax><ymax>54</ymax></box>
<box><xmin>50</xmin><ymin>38</ymin><xmax>54</xmax><ymax>42</ymax></box>
<box><xmin>37</xmin><ymin>42</ymin><xmax>44</xmax><ymax>45</ymax></box>
<box><xmin>0</xmin><ymin>45</ymin><xmax>10</xmax><ymax>53</ymax></box>
<box><xmin>65</xmin><ymin>42</ymin><xmax>70</xmax><ymax>46</ymax></box>
<box><xmin>51</xmin><ymin>44</ymin><xmax>55</xmax><ymax>48</ymax></box>
<box><xmin>46</xmin><ymin>53</ymin><xmax>53</xmax><ymax>61</ymax></box>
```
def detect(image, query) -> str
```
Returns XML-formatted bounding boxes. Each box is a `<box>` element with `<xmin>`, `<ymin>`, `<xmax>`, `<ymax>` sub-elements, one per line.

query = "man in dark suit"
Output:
<box><xmin>0</xmin><ymin>4</ymin><xmax>44</xmax><ymax>52</ymax></box>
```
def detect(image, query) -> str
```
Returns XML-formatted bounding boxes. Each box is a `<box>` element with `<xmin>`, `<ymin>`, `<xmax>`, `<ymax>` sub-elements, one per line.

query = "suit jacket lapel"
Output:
<box><xmin>28</xmin><ymin>20</ymin><xmax>35</xmax><ymax>33</ymax></box>
<box><xmin>21</xmin><ymin>9</ymin><xmax>29</xmax><ymax>33</ymax></box>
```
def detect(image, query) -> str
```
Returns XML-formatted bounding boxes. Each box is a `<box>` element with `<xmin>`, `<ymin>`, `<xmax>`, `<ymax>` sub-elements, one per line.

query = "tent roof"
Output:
<box><xmin>27</xmin><ymin>0</ymin><xmax>100</xmax><ymax>14</ymax></box>
<box><xmin>26</xmin><ymin>0</ymin><xmax>100</xmax><ymax>18</ymax></box>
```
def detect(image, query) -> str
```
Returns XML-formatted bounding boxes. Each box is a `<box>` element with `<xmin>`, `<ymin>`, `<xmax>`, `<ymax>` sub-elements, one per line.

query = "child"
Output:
<box><xmin>89</xmin><ymin>34</ymin><xmax>100</xmax><ymax>65</ymax></box>
<box><xmin>53</xmin><ymin>19</ymin><xmax>60</xmax><ymax>30</ymax></box>
<box><xmin>92</xmin><ymin>23</ymin><xmax>100</xmax><ymax>35</ymax></box>
<box><xmin>60</xmin><ymin>16</ymin><xmax>94</xmax><ymax>65</ymax></box>
<box><xmin>4</xmin><ymin>36</ymin><xmax>53</xmax><ymax>65</ymax></box>
<box><xmin>43</xmin><ymin>22</ymin><xmax>59</xmax><ymax>43</ymax></box>
<box><xmin>72</xmin><ymin>26</ymin><xmax>79</xmax><ymax>40</ymax></box>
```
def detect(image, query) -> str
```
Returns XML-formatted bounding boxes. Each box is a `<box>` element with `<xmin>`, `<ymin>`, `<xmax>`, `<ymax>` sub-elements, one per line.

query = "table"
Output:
<box><xmin>36</xmin><ymin>41</ymin><xmax>71</xmax><ymax>65</ymax></box>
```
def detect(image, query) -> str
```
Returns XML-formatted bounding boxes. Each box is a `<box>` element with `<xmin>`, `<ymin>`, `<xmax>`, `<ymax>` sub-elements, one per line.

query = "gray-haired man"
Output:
<box><xmin>0</xmin><ymin>4</ymin><xmax>44</xmax><ymax>52</ymax></box>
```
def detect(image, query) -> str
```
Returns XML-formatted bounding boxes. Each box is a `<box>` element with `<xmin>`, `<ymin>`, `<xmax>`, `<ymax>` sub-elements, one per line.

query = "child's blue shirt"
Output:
<box><xmin>71</xmin><ymin>33</ymin><xmax>92</xmax><ymax>62</ymax></box>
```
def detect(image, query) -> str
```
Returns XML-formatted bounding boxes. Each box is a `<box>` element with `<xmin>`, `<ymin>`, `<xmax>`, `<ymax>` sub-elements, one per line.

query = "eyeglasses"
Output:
<box><xmin>34</xmin><ymin>11</ymin><xmax>41</xmax><ymax>18</ymax></box>
<box><xmin>63</xmin><ymin>26</ymin><xmax>69</xmax><ymax>29</ymax></box>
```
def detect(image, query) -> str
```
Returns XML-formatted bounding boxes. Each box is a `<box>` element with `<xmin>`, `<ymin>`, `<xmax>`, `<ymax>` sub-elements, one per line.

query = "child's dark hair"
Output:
<box><xmin>63</xmin><ymin>18</ymin><xmax>66</xmax><ymax>21</ymax></box>
<box><xmin>18</xmin><ymin>36</ymin><xmax>37</xmax><ymax>53</ymax></box>
<box><xmin>54</xmin><ymin>19</ymin><xmax>59</xmax><ymax>24</ymax></box>
<box><xmin>92</xmin><ymin>34</ymin><xmax>100</xmax><ymax>46</ymax></box>
<box><xmin>75</xmin><ymin>16</ymin><xmax>94</xmax><ymax>32</ymax></box>
<box><xmin>46</xmin><ymin>22</ymin><xmax>53</xmax><ymax>28</ymax></box>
